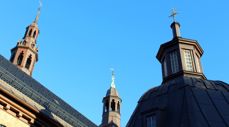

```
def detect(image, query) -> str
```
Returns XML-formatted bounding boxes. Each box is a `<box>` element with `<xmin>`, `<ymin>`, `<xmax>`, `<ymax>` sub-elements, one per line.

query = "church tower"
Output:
<box><xmin>10</xmin><ymin>3</ymin><xmax>41</xmax><ymax>76</ymax></box>
<box><xmin>101</xmin><ymin>71</ymin><xmax>122</xmax><ymax>127</ymax></box>
<box><xmin>156</xmin><ymin>10</ymin><xmax>206</xmax><ymax>82</ymax></box>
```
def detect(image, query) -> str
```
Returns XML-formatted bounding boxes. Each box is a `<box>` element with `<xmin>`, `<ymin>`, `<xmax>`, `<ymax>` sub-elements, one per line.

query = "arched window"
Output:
<box><xmin>105</xmin><ymin>100</ymin><xmax>109</xmax><ymax>112</ymax></box>
<box><xmin>33</xmin><ymin>31</ymin><xmax>37</xmax><ymax>38</ymax></box>
<box><xmin>17</xmin><ymin>52</ymin><xmax>24</xmax><ymax>65</ymax></box>
<box><xmin>25</xmin><ymin>55</ymin><xmax>32</xmax><ymax>69</ymax></box>
<box><xmin>117</xmin><ymin>101</ymin><xmax>120</xmax><ymax>113</ymax></box>
<box><xmin>28</xmin><ymin>29</ymin><xmax>32</xmax><ymax>36</ymax></box>
<box><xmin>111</xmin><ymin>99</ymin><xmax>116</xmax><ymax>111</ymax></box>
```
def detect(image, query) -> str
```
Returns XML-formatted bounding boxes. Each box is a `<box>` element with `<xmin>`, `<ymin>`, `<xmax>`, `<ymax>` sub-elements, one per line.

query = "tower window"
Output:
<box><xmin>28</xmin><ymin>29</ymin><xmax>32</xmax><ymax>36</ymax></box>
<box><xmin>17</xmin><ymin>52</ymin><xmax>24</xmax><ymax>66</ymax></box>
<box><xmin>184</xmin><ymin>50</ymin><xmax>193</xmax><ymax>71</ymax></box>
<box><xmin>25</xmin><ymin>55</ymin><xmax>32</xmax><ymax>69</ymax></box>
<box><xmin>33</xmin><ymin>31</ymin><xmax>37</xmax><ymax>38</ymax></box>
<box><xmin>163</xmin><ymin>58</ymin><xmax>168</xmax><ymax>77</ymax></box>
<box><xmin>117</xmin><ymin>101</ymin><xmax>120</xmax><ymax>113</ymax></box>
<box><xmin>146</xmin><ymin>115</ymin><xmax>156</xmax><ymax>127</ymax></box>
<box><xmin>170</xmin><ymin>51</ymin><xmax>179</xmax><ymax>73</ymax></box>
<box><xmin>195</xmin><ymin>54</ymin><xmax>201</xmax><ymax>72</ymax></box>
<box><xmin>111</xmin><ymin>99</ymin><xmax>116</xmax><ymax>111</ymax></box>
<box><xmin>105</xmin><ymin>100</ymin><xmax>109</xmax><ymax>112</ymax></box>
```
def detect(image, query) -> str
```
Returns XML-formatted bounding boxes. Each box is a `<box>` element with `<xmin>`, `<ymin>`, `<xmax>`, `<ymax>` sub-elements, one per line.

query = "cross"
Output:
<box><xmin>169</xmin><ymin>8</ymin><xmax>178</xmax><ymax>22</ymax></box>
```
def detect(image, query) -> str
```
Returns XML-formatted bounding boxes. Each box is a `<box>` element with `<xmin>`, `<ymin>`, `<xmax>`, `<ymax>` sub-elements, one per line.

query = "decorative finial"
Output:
<box><xmin>169</xmin><ymin>8</ymin><xmax>178</xmax><ymax>22</ymax></box>
<box><xmin>110</xmin><ymin>68</ymin><xmax>116</xmax><ymax>88</ymax></box>
<box><xmin>34</xmin><ymin>0</ymin><xmax>42</xmax><ymax>23</ymax></box>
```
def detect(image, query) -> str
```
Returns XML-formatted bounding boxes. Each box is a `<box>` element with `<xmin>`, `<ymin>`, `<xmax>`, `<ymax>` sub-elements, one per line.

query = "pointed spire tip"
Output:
<box><xmin>34</xmin><ymin>0</ymin><xmax>42</xmax><ymax>24</ymax></box>
<box><xmin>110</xmin><ymin>68</ymin><xmax>116</xmax><ymax>88</ymax></box>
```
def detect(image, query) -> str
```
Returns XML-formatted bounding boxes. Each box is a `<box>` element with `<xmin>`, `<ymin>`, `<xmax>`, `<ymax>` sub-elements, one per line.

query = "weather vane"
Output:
<box><xmin>169</xmin><ymin>8</ymin><xmax>178</xmax><ymax>22</ymax></box>
<box><xmin>35</xmin><ymin>0</ymin><xmax>42</xmax><ymax>23</ymax></box>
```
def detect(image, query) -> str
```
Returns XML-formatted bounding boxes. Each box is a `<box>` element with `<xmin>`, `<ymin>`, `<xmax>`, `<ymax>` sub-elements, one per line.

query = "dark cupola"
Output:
<box><xmin>156</xmin><ymin>10</ymin><xmax>206</xmax><ymax>82</ymax></box>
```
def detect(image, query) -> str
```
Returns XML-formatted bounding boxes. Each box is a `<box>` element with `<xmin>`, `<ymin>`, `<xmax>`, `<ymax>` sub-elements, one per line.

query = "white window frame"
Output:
<box><xmin>184</xmin><ymin>50</ymin><xmax>194</xmax><ymax>71</ymax></box>
<box><xmin>195</xmin><ymin>53</ymin><xmax>201</xmax><ymax>72</ymax></box>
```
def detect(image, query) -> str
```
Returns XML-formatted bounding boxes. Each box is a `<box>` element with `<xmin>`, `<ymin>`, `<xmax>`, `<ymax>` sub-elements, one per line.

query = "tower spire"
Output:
<box><xmin>34</xmin><ymin>0</ymin><xmax>42</xmax><ymax>24</ymax></box>
<box><xmin>111</xmin><ymin>69</ymin><xmax>116</xmax><ymax>88</ymax></box>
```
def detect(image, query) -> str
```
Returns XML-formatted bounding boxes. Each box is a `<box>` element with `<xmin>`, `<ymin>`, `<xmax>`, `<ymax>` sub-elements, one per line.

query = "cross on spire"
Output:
<box><xmin>169</xmin><ymin>8</ymin><xmax>178</xmax><ymax>22</ymax></box>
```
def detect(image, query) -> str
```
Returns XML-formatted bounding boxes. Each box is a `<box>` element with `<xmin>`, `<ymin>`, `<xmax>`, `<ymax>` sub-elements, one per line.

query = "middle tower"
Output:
<box><xmin>101</xmin><ymin>71</ymin><xmax>122</xmax><ymax>127</ymax></box>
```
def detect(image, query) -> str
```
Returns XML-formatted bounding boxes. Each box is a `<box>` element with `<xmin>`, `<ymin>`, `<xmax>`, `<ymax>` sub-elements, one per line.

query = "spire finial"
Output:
<box><xmin>110</xmin><ymin>68</ymin><xmax>116</xmax><ymax>88</ymax></box>
<box><xmin>34</xmin><ymin>0</ymin><xmax>42</xmax><ymax>23</ymax></box>
<box><xmin>169</xmin><ymin>8</ymin><xmax>178</xmax><ymax>22</ymax></box>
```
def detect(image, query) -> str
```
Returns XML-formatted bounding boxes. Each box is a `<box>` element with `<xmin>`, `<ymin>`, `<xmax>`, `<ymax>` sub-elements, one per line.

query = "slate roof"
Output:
<box><xmin>0</xmin><ymin>55</ymin><xmax>98</xmax><ymax>127</ymax></box>
<box><xmin>127</xmin><ymin>76</ymin><xmax>229</xmax><ymax>127</ymax></box>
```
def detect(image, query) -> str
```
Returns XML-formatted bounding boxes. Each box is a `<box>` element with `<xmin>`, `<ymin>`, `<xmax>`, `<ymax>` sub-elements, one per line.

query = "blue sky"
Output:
<box><xmin>0</xmin><ymin>0</ymin><xmax>229</xmax><ymax>126</ymax></box>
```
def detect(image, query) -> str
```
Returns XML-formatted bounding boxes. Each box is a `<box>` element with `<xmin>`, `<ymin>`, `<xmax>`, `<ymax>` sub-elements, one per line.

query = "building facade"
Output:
<box><xmin>127</xmin><ymin>20</ymin><xmax>229</xmax><ymax>127</ymax></box>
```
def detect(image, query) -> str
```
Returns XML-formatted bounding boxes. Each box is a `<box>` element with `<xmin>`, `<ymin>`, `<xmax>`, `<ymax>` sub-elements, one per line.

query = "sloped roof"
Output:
<box><xmin>0</xmin><ymin>55</ymin><xmax>97</xmax><ymax>127</ymax></box>
<box><xmin>106</xmin><ymin>87</ymin><xmax>119</xmax><ymax>97</ymax></box>
<box><xmin>127</xmin><ymin>76</ymin><xmax>229</xmax><ymax>127</ymax></box>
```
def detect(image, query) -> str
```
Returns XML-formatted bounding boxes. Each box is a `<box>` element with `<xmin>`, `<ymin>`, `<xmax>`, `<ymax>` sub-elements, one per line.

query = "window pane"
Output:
<box><xmin>184</xmin><ymin>50</ymin><xmax>193</xmax><ymax>71</ymax></box>
<box><xmin>195</xmin><ymin>54</ymin><xmax>201</xmax><ymax>72</ymax></box>
<box><xmin>146</xmin><ymin>115</ymin><xmax>156</xmax><ymax>127</ymax></box>
<box><xmin>170</xmin><ymin>51</ymin><xmax>179</xmax><ymax>73</ymax></box>
<box><xmin>163</xmin><ymin>58</ymin><xmax>168</xmax><ymax>77</ymax></box>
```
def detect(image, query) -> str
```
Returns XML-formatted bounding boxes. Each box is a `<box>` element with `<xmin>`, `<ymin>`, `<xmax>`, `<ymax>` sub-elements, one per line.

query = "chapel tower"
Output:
<box><xmin>101</xmin><ymin>71</ymin><xmax>122</xmax><ymax>127</ymax></box>
<box><xmin>10</xmin><ymin>4</ymin><xmax>41</xmax><ymax>76</ymax></box>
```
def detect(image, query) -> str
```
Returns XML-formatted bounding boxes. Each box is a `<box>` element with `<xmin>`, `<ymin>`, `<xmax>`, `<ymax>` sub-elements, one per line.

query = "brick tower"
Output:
<box><xmin>10</xmin><ymin>4</ymin><xmax>41</xmax><ymax>76</ymax></box>
<box><xmin>101</xmin><ymin>71</ymin><xmax>122</xmax><ymax>127</ymax></box>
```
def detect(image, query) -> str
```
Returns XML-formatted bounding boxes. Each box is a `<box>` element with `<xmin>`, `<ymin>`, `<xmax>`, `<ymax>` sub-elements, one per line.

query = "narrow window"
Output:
<box><xmin>163</xmin><ymin>58</ymin><xmax>168</xmax><ymax>77</ymax></box>
<box><xmin>28</xmin><ymin>29</ymin><xmax>32</xmax><ymax>36</ymax></box>
<box><xmin>195</xmin><ymin>54</ymin><xmax>201</xmax><ymax>72</ymax></box>
<box><xmin>105</xmin><ymin>100</ymin><xmax>109</xmax><ymax>112</ymax></box>
<box><xmin>170</xmin><ymin>51</ymin><xmax>179</xmax><ymax>73</ymax></box>
<box><xmin>33</xmin><ymin>31</ymin><xmax>37</xmax><ymax>38</ymax></box>
<box><xmin>146</xmin><ymin>115</ymin><xmax>156</xmax><ymax>127</ymax></box>
<box><xmin>184</xmin><ymin>50</ymin><xmax>193</xmax><ymax>71</ymax></box>
<box><xmin>111</xmin><ymin>99</ymin><xmax>116</xmax><ymax>111</ymax></box>
<box><xmin>17</xmin><ymin>52</ymin><xmax>24</xmax><ymax>65</ymax></box>
<box><xmin>117</xmin><ymin>101</ymin><xmax>120</xmax><ymax>113</ymax></box>
<box><xmin>25</xmin><ymin>55</ymin><xmax>32</xmax><ymax>69</ymax></box>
